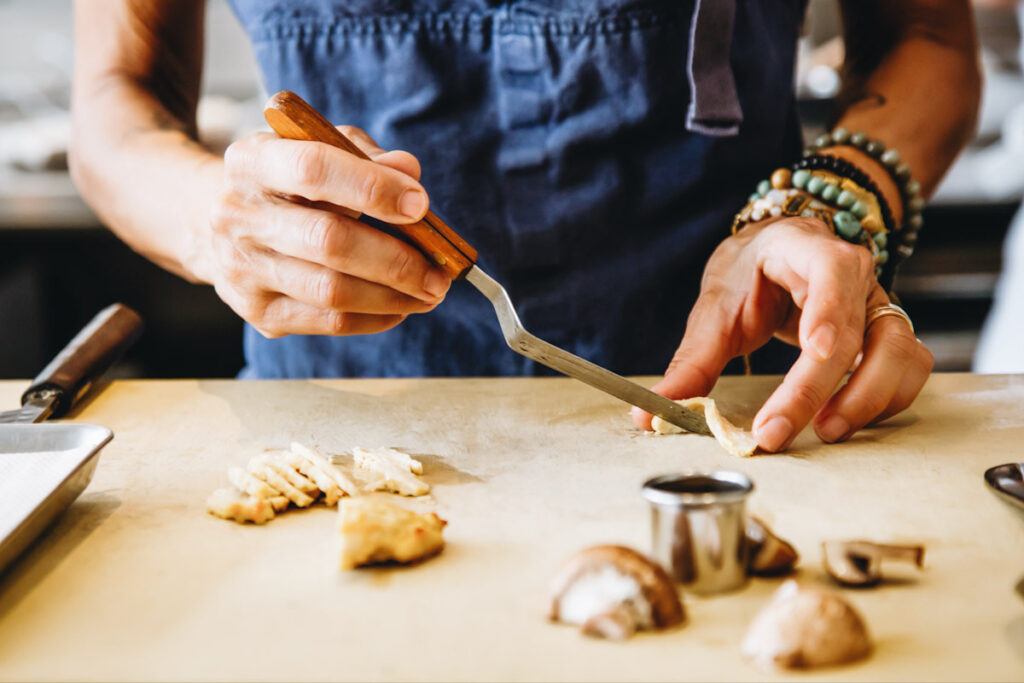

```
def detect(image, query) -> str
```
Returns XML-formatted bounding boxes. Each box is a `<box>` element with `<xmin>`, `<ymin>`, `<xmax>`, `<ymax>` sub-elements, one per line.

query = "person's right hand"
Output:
<box><xmin>199</xmin><ymin>126</ymin><xmax>450</xmax><ymax>338</ymax></box>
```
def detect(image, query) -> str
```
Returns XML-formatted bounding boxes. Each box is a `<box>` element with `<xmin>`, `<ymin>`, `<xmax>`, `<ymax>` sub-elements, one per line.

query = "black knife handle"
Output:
<box><xmin>21</xmin><ymin>303</ymin><xmax>144</xmax><ymax>419</ymax></box>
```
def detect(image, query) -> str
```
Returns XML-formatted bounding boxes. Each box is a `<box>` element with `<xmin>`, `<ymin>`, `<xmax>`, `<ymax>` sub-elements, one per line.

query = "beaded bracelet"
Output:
<box><xmin>804</xmin><ymin>128</ymin><xmax>924</xmax><ymax>268</ymax></box>
<box><xmin>733</xmin><ymin>168</ymin><xmax>889</xmax><ymax>279</ymax></box>
<box><xmin>791</xmin><ymin>155</ymin><xmax>895</xmax><ymax>235</ymax></box>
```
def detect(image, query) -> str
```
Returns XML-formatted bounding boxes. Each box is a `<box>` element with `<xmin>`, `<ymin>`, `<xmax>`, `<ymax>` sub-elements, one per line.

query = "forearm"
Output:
<box><xmin>70</xmin><ymin>0</ymin><xmax>220</xmax><ymax>283</ymax></box>
<box><xmin>832</xmin><ymin>0</ymin><xmax>981</xmax><ymax>213</ymax></box>
<box><xmin>71</xmin><ymin>80</ymin><xmax>222</xmax><ymax>282</ymax></box>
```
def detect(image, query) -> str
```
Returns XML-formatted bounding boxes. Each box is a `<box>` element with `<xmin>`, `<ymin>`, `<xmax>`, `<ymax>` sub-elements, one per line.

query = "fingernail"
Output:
<box><xmin>398</xmin><ymin>189</ymin><xmax>427</xmax><ymax>219</ymax></box>
<box><xmin>809</xmin><ymin>323</ymin><xmax>838</xmax><ymax>361</ymax></box>
<box><xmin>423</xmin><ymin>270</ymin><xmax>449</xmax><ymax>299</ymax></box>
<box><xmin>817</xmin><ymin>414</ymin><xmax>850</xmax><ymax>443</ymax></box>
<box><xmin>755</xmin><ymin>415</ymin><xmax>793</xmax><ymax>452</ymax></box>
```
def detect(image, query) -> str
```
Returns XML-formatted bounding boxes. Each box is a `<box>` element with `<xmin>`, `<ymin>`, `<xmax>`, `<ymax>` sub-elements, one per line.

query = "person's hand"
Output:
<box><xmin>196</xmin><ymin>126</ymin><xmax>450</xmax><ymax>337</ymax></box>
<box><xmin>632</xmin><ymin>217</ymin><xmax>934</xmax><ymax>452</ymax></box>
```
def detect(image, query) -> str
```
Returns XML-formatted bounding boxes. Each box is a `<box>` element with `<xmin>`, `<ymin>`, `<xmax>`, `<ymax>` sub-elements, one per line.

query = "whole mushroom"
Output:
<box><xmin>548</xmin><ymin>545</ymin><xmax>685</xmax><ymax>641</ymax></box>
<box><xmin>822</xmin><ymin>541</ymin><xmax>925</xmax><ymax>587</ymax></box>
<box><xmin>741</xmin><ymin>580</ymin><xmax>872</xmax><ymax>671</ymax></box>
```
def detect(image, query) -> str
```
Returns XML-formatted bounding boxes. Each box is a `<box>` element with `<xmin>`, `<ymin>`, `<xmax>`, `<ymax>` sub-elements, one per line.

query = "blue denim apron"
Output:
<box><xmin>229</xmin><ymin>0</ymin><xmax>806</xmax><ymax>378</ymax></box>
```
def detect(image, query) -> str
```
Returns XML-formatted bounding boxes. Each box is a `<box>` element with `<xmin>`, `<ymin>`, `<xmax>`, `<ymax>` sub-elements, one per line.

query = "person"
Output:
<box><xmin>70</xmin><ymin>1</ymin><xmax>978</xmax><ymax>452</ymax></box>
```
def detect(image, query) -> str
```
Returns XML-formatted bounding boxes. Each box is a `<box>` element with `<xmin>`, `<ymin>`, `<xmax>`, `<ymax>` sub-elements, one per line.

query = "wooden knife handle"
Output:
<box><xmin>21</xmin><ymin>303</ymin><xmax>144</xmax><ymax>418</ymax></box>
<box><xmin>264</xmin><ymin>90</ymin><xmax>478</xmax><ymax>280</ymax></box>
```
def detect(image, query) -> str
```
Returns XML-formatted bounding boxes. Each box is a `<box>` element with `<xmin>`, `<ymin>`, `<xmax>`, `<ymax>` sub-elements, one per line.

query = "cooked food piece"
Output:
<box><xmin>278</xmin><ymin>450</ymin><xmax>343</xmax><ymax>506</ymax></box>
<box><xmin>228</xmin><ymin>466</ymin><xmax>280</xmax><ymax>500</ymax></box>
<box><xmin>253</xmin><ymin>452</ymin><xmax>320</xmax><ymax>496</ymax></box>
<box><xmin>291</xmin><ymin>442</ymin><xmax>360</xmax><ymax>497</ymax></box>
<box><xmin>548</xmin><ymin>545</ymin><xmax>685</xmax><ymax>641</ymax></box>
<box><xmin>353</xmin><ymin>447</ymin><xmax>430</xmax><ymax>496</ymax></box>
<box><xmin>747</xmin><ymin>517</ymin><xmax>799</xmax><ymax>575</ymax></box>
<box><xmin>337</xmin><ymin>496</ymin><xmax>446</xmax><ymax>570</ymax></box>
<box><xmin>822</xmin><ymin>541</ymin><xmax>925</xmax><ymax>587</ymax></box>
<box><xmin>249</xmin><ymin>461</ymin><xmax>316</xmax><ymax>508</ymax></box>
<box><xmin>269</xmin><ymin>496</ymin><xmax>290</xmax><ymax>512</ymax></box>
<box><xmin>206</xmin><ymin>487</ymin><xmax>275</xmax><ymax>525</ymax></box>
<box><xmin>741</xmin><ymin>580</ymin><xmax>872</xmax><ymax>671</ymax></box>
<box><xmin>651</xmin><ymin>397</ymin><xmax>758</xmax><ymax>457</ymax></box>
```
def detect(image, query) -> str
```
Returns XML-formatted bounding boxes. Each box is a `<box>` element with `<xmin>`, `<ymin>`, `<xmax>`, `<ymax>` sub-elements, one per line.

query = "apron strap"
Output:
<box><xmin>685</xmin><ymin>0</ymin><xmax>742</xmax><ymax>137</ymax></box>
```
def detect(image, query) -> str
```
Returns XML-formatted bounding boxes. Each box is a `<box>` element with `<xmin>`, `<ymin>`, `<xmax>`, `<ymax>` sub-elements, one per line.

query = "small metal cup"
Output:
<box><xmin>642</xmin><ymin>471</ymin><xmax>754</xmax><ymax>595</ymax></box>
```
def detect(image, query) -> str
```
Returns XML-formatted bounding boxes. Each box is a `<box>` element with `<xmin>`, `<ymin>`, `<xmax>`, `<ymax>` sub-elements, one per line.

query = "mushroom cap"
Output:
<box><xmin>747</xmin><ymin>517</ymin><xmax>799</xmax><ymax>576</ymax></box>
<box><xmin>742</xmin><ymin>580</ymin><xmax>872</xmax><ymax>671</ymax></box>
<box><xmin>548</xmin><ymin>545</ymin><xmax>685</xmax><ymax>629</ymax></box>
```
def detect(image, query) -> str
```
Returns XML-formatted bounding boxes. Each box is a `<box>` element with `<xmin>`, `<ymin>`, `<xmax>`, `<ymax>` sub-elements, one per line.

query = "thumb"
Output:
<box><xmin>631</xmin><ymin>300</ymin><xmax>736</xmax><ymax>430</ymax></box>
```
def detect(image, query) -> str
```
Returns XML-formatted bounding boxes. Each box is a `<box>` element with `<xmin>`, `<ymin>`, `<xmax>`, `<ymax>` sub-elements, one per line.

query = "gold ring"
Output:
<box><xmin>865</xmin><ymin>303</ymin><xmax>914</xmax><ymax>335</ymax></box>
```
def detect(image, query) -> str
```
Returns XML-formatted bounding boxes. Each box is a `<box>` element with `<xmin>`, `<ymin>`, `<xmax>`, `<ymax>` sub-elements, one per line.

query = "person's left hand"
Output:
<box><xmin>631</xmin><ymin>216</ymin><xmax>934</xmax><ymax>452</ymax></box>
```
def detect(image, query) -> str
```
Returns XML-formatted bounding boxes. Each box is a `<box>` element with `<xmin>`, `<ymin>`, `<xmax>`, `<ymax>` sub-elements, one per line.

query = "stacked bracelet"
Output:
<box><xmin>734</xmin><ymin>167</ymin><xmax>890</xmax><ymax>278</ymax></box>
<box><xmin>804</xmin><ymin>128</ymin><xmax>924</xmax><ymax>267</ymax></box>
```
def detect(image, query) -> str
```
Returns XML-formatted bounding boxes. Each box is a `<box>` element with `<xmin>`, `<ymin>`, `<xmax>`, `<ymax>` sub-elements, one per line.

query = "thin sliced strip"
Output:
<box><xmin>249</xmin><ymin>461</ymin><xmax>315</xmax><ymax>507</ymax></box>
<box><xmin>282</xmin><ymin>450</ymin><xmax>343</xmax><ymax>506</ymax></box>
<box><xmin>255</xmin><ymin>452</ymin><xmax>319</xmax><ymax>495</ymax></box>
<box><xmin>228</xmin><ymin>466</ymin><xmax>280</xmax><ymax>500</ymax></box>
<box><xmin>353</xmin><ymin>446</ymin><xmax>430</xmax><ymax>496</ymax></box>
<box><xmin>291</xmin><ymin>442</ymin><xmax>359</xmax><ymax>496</ymax></box>
<box><xmin>206</xmin><ymin>487</ymin><xmax>275</xmax><ymax>524</ymax></box>
<box><xmin>651</xmin><ymin>397</ymin><xmax>758</xmax><ymax>457</ymax></box>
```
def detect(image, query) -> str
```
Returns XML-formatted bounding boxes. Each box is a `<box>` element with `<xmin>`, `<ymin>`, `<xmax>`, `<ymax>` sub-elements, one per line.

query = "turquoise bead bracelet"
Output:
<box><xmin>803</xmin><ymin>128</ymin><xmax>924</xmax><ymax>266</ymax></box>
<box><xmin>741</xmin><ymin>166</ymin><xmax>889</xmax><ymax>279</ymax></box>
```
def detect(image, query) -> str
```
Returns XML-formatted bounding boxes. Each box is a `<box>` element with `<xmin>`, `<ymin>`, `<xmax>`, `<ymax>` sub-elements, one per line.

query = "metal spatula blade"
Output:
<box><xmin>465</xmin><ymin>267</ymin><xmax>711</xmax><ymax>434</ymax></box>
<box><xmin>0</xmin><ymin>393</ymin><xmax>57</xmax><ymax>425</ymax></box>
<box><xmin>264</xmin><ymin>91</ymin><xmax>711</xmax><ymax>435</ymax></box>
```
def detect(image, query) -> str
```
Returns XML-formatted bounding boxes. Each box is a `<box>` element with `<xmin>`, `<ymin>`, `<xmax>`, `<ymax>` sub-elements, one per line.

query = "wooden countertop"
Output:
<box><xmin>0</xmin><ymin>374</ymin><xmax>1021</xmax><ymax>681</ymax></box>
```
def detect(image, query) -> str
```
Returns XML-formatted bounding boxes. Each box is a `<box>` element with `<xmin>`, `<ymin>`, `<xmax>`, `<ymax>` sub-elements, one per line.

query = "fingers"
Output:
<box><xmin>631</xmin><ymin>294</ymin><xmax>739</xmax><ymax>431</ymax></box>
<box><xmin>813</xmin><ymin>316</ymin><xmax>933</xmax><ymax>441</ymax></box>
<box><xmin>225</xmin><ymin>133</ymin><xmax>428</xmax><ymax>224</ymax></box>
<box><xmin>759</xmin><ymin>220</ymin><xmax>875</xmax><ymax>362</ymax></box>
<box><xmin>215</xmin><ymin>284</ymin><xmax>407</xmax><ymax>338</ymax></box>
<box><xmin>750</xmin><ymin>221</ymin><xmax>880</xmax><ymax>450</ymax></box>
<box><xmin>337</xmin><ymin>125</ymin><xmax>421</xmax><ymax>181</ymax></box>
<box><xmin>244</xmin><ymin>247</ymin><xmax>440</xmax><ymax>316</ymax></box>
<box><xmin>221</xmin><ymin>200</ymin><xmax>450</xmax><ymax>302</ymax></box>
<box><xmin>752</xmin><ymin>322</ymin><xmax>862</xmax><ymax>452</ymax></box>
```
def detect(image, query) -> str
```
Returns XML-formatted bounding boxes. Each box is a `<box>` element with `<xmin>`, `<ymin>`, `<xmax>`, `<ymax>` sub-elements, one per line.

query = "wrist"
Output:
<box><xmin>816</xmin><ymin>145</ymin><xmax>903</xmax><ymax>226</ymax></box>
<box><xmin>177</xmin><ymin>155</ymin><xmax>225</xmax><ymax>285</ymax></box>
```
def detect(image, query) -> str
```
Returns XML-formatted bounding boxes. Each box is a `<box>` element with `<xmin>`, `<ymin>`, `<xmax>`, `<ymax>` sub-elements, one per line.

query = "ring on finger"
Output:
<box><xmin>865</xmin><ymin>303</ymin><xmax>914</xmax><ymax>335</ymax></box>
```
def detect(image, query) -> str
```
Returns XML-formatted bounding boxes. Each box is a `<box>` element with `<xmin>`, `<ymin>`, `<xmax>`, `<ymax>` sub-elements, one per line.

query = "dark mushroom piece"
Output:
<box><xmin>746</xmin><ymin>517</ymin><xmax>799</xmax><ymax>575</ymax></box>
<box><xmin>548</xmin><ymin>545</ymin><xmax>685</xmax><ymax>640</ymax></box>
<box><xmin>822</xmin><ymin>541</ymin><xmax>925</xmax><ymax>587</ymax></box>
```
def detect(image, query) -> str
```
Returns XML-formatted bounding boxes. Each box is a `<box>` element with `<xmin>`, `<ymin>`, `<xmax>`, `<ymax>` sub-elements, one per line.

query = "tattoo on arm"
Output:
<box><xmin>846</xmin><ymin>91</ymin><xmax>888</xmax><ymax>112</ymax></box>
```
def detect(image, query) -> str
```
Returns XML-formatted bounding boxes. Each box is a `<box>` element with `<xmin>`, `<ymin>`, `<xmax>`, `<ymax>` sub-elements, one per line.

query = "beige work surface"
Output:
<box><xmin>0</xmin><ymin>374</ymin><xmax>1021</xmax><ymax>681</ymax></box>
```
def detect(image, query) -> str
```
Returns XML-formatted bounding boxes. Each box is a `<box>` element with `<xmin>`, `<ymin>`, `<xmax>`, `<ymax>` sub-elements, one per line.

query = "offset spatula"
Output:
<box><xmin>0</xmin><ymin>304</ymin><xmax>143</xmax><ymax>425</ymax></box>
<box><xmin>264</xmin><ymin>91</ymin><xmax>710</xmax><ymax>435</ymax></box>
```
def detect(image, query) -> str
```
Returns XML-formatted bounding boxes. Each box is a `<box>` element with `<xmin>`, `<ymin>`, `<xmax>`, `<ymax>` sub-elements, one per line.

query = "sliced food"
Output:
<box><xmin>291</xmin><ymin>442</ymin><xmax>360</xmax><ymax>497</ymax></box>
<box><xmin>206</xmin><ymin>487</ymin><xmax>275</xmax><ymax>525</ymax></box>
<box><xmin>651</xmin><ymin>397</ymin><xmax>758</xmax><ymax>457</ymax></box>
<box><xmin>249</xmin><ymin>460</ymin><xmax>316</xmax><ymax>508</ymax></box>
<box><xmin>353</xmin><ymin>446</ymin><xmax>430</xmax><ymax>496</ymax></box>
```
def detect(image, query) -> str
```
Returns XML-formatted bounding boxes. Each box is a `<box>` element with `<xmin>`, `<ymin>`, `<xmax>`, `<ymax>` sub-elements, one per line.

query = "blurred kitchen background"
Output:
<box><xmin>0</xmin><ymin>0</ymin><xmax>1021</xmax><ymax>379</ymax></box>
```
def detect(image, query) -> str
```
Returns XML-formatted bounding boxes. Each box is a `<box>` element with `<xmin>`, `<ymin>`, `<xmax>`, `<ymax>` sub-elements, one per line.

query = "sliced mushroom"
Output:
<box><xmin>746</xmin><ymin>517</ymin><xmax>799</xmax><ymax>575</ymax></box>
<box><xmin>822</xmin><ymin>541</ymin><xmax>925</xmax><ymax>587</ymax></box>
<box><xmin>741</xmin><ymin>580</ymin><xmax>872</xmax><ymax>671</ymax></box>
<box><xmin>548</xmin><ymin>545</ymin><xmax>684</xmax><ymax>641</ymax></box>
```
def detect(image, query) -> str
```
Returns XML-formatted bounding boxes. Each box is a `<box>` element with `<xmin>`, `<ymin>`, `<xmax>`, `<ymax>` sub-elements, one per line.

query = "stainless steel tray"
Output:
<box><xmin>0</xmin><ymin>423</ymin><xmax>112</xmax><ymax>574</ymax></box>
